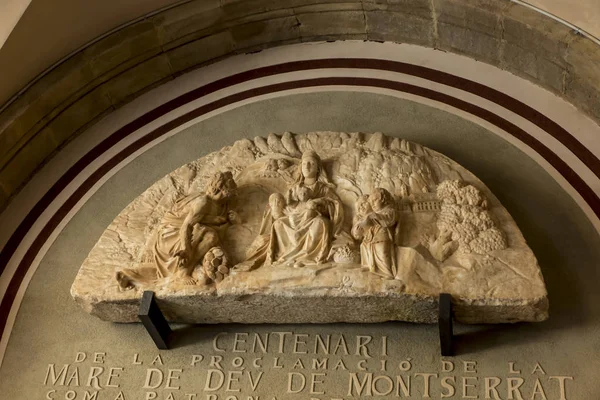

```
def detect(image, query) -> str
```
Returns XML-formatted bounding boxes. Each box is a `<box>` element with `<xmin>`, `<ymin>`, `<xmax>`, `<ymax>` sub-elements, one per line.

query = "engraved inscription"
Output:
<box><xmin>42</xmin><ymin>333</ymin><xmax>574</xmax><ymax>400</ymax></box>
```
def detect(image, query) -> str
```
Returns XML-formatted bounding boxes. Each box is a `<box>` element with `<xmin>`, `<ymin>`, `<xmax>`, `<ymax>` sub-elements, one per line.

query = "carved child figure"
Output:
<box><xmin>351</xmin><ymin>195</ymin><xmax>372</xmax><ymax>241</ymax></box>
<box><xmin>288</xmin><ymin>186</ymin><xmax>323</xmax><ymax>228</ymax></box>
<box><xmin>269</xmin><ymin>193</ymin><xmax>287</xmax><ymax>219</ymax></box>
<box><xmin>352</xmin><ymin>188</ymin><xmax>398</xmax><ymax>279</ymax></box>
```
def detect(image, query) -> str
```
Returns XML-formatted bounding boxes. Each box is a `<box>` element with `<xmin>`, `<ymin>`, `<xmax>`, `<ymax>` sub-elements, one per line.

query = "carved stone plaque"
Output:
<box><xmin>71</xmin><ymin>132</ymin><xmax>548</xmax><ymax>324</ymax></box>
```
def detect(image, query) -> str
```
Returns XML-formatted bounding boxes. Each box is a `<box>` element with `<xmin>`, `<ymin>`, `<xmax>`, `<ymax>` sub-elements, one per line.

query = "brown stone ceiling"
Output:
<box><xmin>0</xmin><ymin>0</ymin><xmax>599</xmax><ymax>108</ymax></box>
<box><xmin>0</xmin><ymin>0</ymin><xmax>185</xmax><ymax>106</ymax></box>
<box><xmin>0</xmin><ymin>0</ymin><xmax>599</xmax><ymax>212</ymax></box>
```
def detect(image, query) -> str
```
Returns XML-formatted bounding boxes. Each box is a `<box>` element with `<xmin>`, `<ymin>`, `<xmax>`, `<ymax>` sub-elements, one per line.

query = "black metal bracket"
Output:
<box><xmin>137</xmin><ymin>290</ymin><xmax>453</xmax><ymax>354</ymax></box>
<box><xmin>438</xmin><ymin>293</ymin><xmax>454</xmax><ymax>357</ymax></box>
<box><xmin>138</xmin><ymin>291</ymin><xmax>172</xmax><ymax>350</ymax></box>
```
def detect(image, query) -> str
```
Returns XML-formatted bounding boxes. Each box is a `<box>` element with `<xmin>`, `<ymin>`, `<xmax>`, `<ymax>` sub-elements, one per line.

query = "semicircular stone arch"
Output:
<box><xmin>0</xmin><ymin>0</ymin><xmax>599</xmax><ymax>212</ymax></box>
<box><xmin>3</xmin><ymin>33</ymin><xmax>600</xmax><ymax>396</ymax></box>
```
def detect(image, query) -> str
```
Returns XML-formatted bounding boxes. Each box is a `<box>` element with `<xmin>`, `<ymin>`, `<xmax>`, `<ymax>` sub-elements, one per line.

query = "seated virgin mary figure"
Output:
<box><xmin>236</xmin><ymin>151</ymin><xmax>350</xmax><ymax>270</ymax></box>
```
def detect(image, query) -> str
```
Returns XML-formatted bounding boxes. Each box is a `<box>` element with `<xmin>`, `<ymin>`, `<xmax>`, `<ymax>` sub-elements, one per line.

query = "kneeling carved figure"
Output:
<box><xmin>352</xmin><ymin>188</ymin><xmax>399</xmax><ymax>279</ymax></box>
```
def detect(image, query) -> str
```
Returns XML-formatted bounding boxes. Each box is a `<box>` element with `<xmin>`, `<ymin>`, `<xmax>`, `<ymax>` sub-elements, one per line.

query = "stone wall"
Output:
<box><xmin>0</xmin><ymin>0</ymin><xmax>598</xmax><ymax>210</ymax></box>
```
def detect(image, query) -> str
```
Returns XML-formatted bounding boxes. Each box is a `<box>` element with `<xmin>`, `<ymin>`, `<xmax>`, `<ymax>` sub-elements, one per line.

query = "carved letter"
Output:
<box><xmin>531</xmin><ymin>378</ymin><xmax>548</xmax><ymax>400</ymax></box>
<box><xmin>442</xmin><ymin>361</ymin><xmax>454</xmax><ymax>372</ymax></box>
<box><xmin>462</xmin><ymin>377</ymin><xmax>478</xmax><ymax>399</ymax></box>
<box><xmin>213</xmin><ymin>333</ymin><xmax>227</xmax><ymax>352</ymax></box>
<box><xmin>248</xmin><ymin>371</ymin><xmax>263</xmax><ymax>391</ymax></box>
<box><xmin>86</xmin><ymin>367</ymin><xmax>104</xmax><ymax>390</ymax></box>
<box><xmin>44</xmin><ymin>364</ymin><xmax>69</xmax><ymax>386</ymax></box>
<box><xmin>191</xmin><ymin>355</ymin><xmax>203</xmax><ymax>366</ymax></box>
<box><xmin>204</xmin><ymin>370</ymin><xmax>225</xmax><ymax>391</ymax></box>
<box><xmin>105</xmin><ymin>367</ymin><xmax>123</xmax><ymax>388</ymax></box>
<box><xmin>226</xmin><ymin>371</ymin><xmax>242</xmax><ymax>392</ymax></box>
<box><xmin>348</xmin><ymin>373</ymin><xmax>372</xmax><ymax>396</ymax></box>
<box><xmin>415</xmin><ymin>373</ymin><xmax>437</xmax><ymax>398</ymax></box>
<box><xmin>233</xmin><ymin>333</ymin><xmax>248</xmax><ymax>353</ymax></box>
<box><xmin>356</xmin><ymin>336</ymin><xmax>373</xmax><ymax>358</ymax></box>
<box><xmin>287</xmin><ymin>373</ymin><xmax>306</xmax><ymax>394</ymax></box>
<box><xmin>143</xmin><ymin>369</ymin><xmax>163</xmax><ymax>390</ymax></box>
<box><xmin>507</xmin><ymin>377</ymin><xmax>525</xmax><ymax>400</ymax></box>
<box><xmin>549</xmin><ymin>376</ymin><xmax>573</xmax><ymax>400</ymax></box>
<box><xmin>165</xmin><ymin>369</ymin><xmax>182</xmax><ymax>390</ymax></box>
<box><xmin>485</xmin><ymin>377</ymin><xmax>501</xmax><ymax>399</ymax></box>
<box><xmin>441</xmin><ymin>376</ymin><xmax>456</xmax><ymax>398</ymax></box>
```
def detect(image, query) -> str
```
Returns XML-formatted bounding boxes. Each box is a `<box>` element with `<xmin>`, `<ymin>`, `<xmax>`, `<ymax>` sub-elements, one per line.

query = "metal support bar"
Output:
<box><xmin>439</xmin><ymin>293</ymin><xmax>454</xmax><ymax>357</ymax></box>
<box><xmin>138</xmin><ymin>291</ymin><xmax>172</xmax><ymax>350</ymax></box>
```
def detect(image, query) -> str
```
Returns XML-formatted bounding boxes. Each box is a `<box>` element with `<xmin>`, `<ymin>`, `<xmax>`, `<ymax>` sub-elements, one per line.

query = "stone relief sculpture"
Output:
<box><xmin>115</xmin><ymin>171</ymin><xmax>238</xmax><ymax>289</ymax></box>
<box><xmin>352</xmin><ymin>189</ymin><xmax>399</xmax><ymax>279</ymax></box>
<box><xmin>237</xmin><ymin>151</ymin><xmax>351</xmax><ymax>270</ymax></box>
<box><xmin>72</xmin><ymin>132</ymin><xmax>548</xmax><ymax>325</ymax></box>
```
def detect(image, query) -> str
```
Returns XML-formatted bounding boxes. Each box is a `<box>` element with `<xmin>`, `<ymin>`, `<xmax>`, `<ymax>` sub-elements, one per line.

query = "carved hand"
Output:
<box><xmin>174</xmin><ymin>250</ymin><xmax>189</xmax><ymax>268</ymax></box>
<box><xmin>227</xmin><ymin>210</ymin><xmax>241</xmax><ymax>224</ymax></box>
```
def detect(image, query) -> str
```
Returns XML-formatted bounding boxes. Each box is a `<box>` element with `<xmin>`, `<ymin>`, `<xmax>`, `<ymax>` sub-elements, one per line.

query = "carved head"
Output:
<box><xmin>269</xmin><ymin>193</ymin><xmax>286</xmax><ymax>219</ymax></box>
<box><xmin>297</xmin><ymin>151</ymin><xmax>333</xmax><ymax>186</ymax></box>
<box><xmin>277</xmin><ymin>159</ymin><xmax>290</xmax><ymax>170</ymax></box>
<box><xmin>355</xmin><ymin>195</ymin><xmax>372</xmax><ymax>218</ymax></box>
<box><xmin>296</xmin><ymin>186</ymin><xmax>312</xmax><ymax>202</ymax></box>
<box><xmin>266</xmin><ymin>159</ymin><xmax>278</xmax><ymax>171</ymax></box>
<box><xmin>369</xmin><ymin>188</ymin><xmax>394</xmax><ymax>211</ymax></box>
<box><xmin>301</xmin><ymin>151</ymin><xmax>320</xmax><ymax>180</ymax></box>
<box><xmin>207</xmin><ymin>171</ymin><xmax>237</xmax><ymax>201</ymax></box>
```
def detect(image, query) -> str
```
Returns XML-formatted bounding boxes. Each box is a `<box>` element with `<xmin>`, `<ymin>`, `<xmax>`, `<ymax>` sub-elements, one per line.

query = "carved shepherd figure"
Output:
<box><xmin>351</xmin><ymin>188</ymin><xmax>399</xmax><ymax>279</ymax></box>
<box><xmin>115</xmin><ymin>171</ymin><xmax>238</xmax><ymax>289</ymax></box>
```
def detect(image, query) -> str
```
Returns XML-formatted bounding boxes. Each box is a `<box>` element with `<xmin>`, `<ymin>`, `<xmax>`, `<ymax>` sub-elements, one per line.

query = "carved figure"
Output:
<box><xmin>269</xmin><ymin>192</ymin><xmax>286</xmax><ymax>219</ymax></box>
<box><xmin>115</xmin><ymin>171</ymin><xmax>238</xmax><ymax>289</ymax></box>
<box><xmin>73</xmin><ymin>132</ymin><xmax>548</xmax><ymax>325</ymax></box>
<box><xmin>237</xmin><ymin>151</ymin><xmax>350</xmax><ymax>270</ymax></box>
<box><xmin>352</xmin><ymin>188</ymin><xmax>399</xmax><ymax>278</ymax></box>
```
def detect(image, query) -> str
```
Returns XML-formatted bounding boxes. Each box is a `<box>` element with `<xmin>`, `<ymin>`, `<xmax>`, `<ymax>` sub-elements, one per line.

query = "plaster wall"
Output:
<box><xmin>0</xmin><ymin>40</ymin><xmax>599</xmax><ymax>398</ymax></box>
<box><xmin>1</xmin><ymin>90</ymin><xmax>599</xmax><ymax>399</ymax></box>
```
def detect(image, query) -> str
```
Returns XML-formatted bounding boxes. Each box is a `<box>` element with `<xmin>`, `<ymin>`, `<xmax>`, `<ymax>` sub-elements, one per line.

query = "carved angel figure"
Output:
<box><xmin>116</xmin><ymin>171</ymin><xmax>238</xmax><ymax>289</ymax></box>
<box><xmin>352</xmin><ymin>188</ymin><xmax>399</xmax><ymax>279</ymax></box>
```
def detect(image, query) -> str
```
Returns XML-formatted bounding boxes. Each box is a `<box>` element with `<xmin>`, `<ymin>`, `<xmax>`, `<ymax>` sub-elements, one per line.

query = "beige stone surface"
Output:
<box><xmin>366</xmin><ymin>11</ymin><xmax>433</xmax><ymax>45</ymax></box>
<box><xmin>0</xmin><ymin>126</ymin><xmax>57</xmax><ymax>193</ymax></box>
<box><xmin>297</xmin><ymin>10</ymin><xmax>366</xmax><ymax>40</ymax></box>
<box><xmin>564</xmin><ymin>35</ymin><xmax>600</xmax><ymax>122</ymax></box>
<box><xmin>71</xmin><ymin>132</ymin><xmax>548</xmax><ymax>325</ymax></box>
<box><xmin>101</xmin><ymin>53</ymin><xmax>173</xmax><ymax>106</ymax></box>
<box><xmin>83</xmin><ymin>20</ymin><xmax>163</xmax><ymax>78</ymax></box>
<box><xmin>527</xmin><ymin>0</ymin><xmax>600</xmax><ymax>38</ymax></box>
<box><xmin>166</xmin><ymin>31</ymin><xmax>235</xmax><ymax>74</ymax></box>
<box><xmin>231</xmin><ymin>16</ymin><xmax>301</xmax><ymax>50</ymax></box>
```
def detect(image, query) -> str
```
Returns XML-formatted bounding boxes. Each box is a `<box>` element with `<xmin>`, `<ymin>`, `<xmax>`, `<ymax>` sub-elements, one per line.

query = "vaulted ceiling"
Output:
<box><xmin>0</xmin><ymin>0</ymin><xmax>598</xmax><ymax>107</ymax></box>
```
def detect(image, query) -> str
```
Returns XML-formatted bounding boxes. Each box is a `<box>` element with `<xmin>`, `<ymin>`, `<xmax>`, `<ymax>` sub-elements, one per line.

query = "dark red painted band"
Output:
<box><xmin>2</xmin><ymin>59</ymin><xmax>596</xmax><ymax>278</ymax></box>
<box><xmin>0</xmin><ymin>62</ymin><xmax>597</xmax><ymax>342</ymax></box>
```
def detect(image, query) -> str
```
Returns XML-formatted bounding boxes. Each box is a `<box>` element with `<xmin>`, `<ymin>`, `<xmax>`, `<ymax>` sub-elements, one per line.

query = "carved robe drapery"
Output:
<box><xmin>117</xmin><ymin>192</ymin><xmax>227</xmax><ymax>287</ymax></box>
<box><xmin>240</xmin><ymin>181</ymin><xmax>348</xmax><ymax>268</ymax></box>
<box><xmin>151</xmin><ymin>193</ymin><xmax>224</xmax><ymax>278</ymax></box>
<box><xmin>267</xmin><ymin>181</ymin><xmax>342</xmax><ymax>263</ymax></box>
<box><xmin>354</xmin><ymin>206</ymin><xmax>398</xmax><ymax>278</ymax></box>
